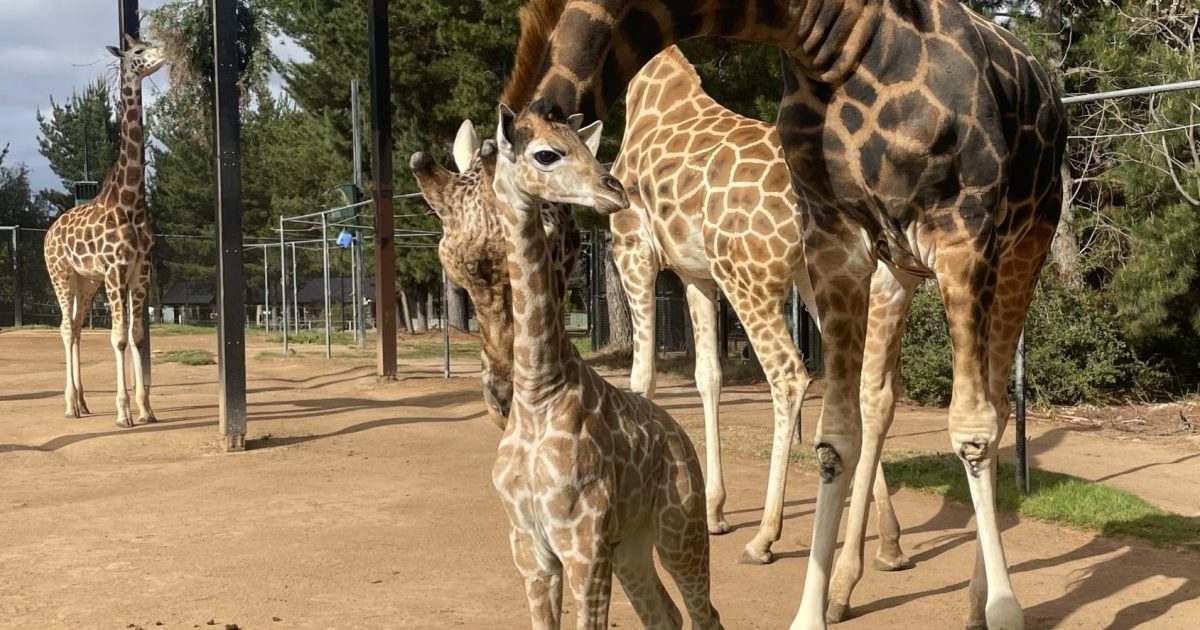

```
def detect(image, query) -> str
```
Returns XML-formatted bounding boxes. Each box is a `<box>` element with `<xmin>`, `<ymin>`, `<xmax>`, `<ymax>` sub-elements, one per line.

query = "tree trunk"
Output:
<box><xmin>398</xmin><ymin>289</ymin><xmax>412</xmax><ymax>333</ymax></box>
<box><xmin>604</xmin><ymin>237</ymin><xmax>634</xmax><ymax>354</ymax></box>
<box><xmin>447</xmin><ymin>278</ymin><xmax>469</xmax><ymax>331</ymax></box>
<box><xmin>410</xmin><ymin>288</ymin><xmax>428</xmax><ymax>333</ymax></box>
<box><xmin>1043</xmin><ymin>0</ymin><xmax>1080</xmax><ymax>285</ymax></box>
<box><xmin>426</xmin><ymin>287</ymin><xmax>436</xmax><ymax>329</ymax></box>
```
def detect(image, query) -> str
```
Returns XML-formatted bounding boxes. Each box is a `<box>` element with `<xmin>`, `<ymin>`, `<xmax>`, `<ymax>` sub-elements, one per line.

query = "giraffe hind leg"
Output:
<box><xmin>827</xmin><ymin>263</ymin><xmax>918</xmax><ymax>624</ymax></box>
<box><xmin>71</xmin><ymin>278</ymin><xmax>101</xmax><ymax>415</ymax></box>
<box><xmin>680</xmin><ymin>275</ymin><xmax>727</xmax><ymax>534</ymax></box>
<box><xmin>612</xmin><ymin>531</ymin><xmax>681</xmax><ymax>630</ymax></box>
<box><xmin>53</xmin><ymin>272</ymin><xmax>81</xmax><ymax>419</ymax></box>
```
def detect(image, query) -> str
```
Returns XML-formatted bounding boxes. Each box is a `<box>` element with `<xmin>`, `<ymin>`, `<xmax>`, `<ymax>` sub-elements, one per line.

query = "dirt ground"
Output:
<box><xmin>1</xmin><ymin>329</ymin><xmax>1198</xmax><ymax>629</ymax></box>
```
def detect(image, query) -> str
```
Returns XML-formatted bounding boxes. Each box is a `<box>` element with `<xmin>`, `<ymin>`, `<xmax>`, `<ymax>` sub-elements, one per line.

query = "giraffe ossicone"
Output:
<box><xmin>488</xmin><ymin>99</ymin><xmax>721</xmax><ymax>629</ymax></box>
<box><xmin>44</xmin><ymin>37</ymin><xmax>166</xmax><ymax>428</ymax></box>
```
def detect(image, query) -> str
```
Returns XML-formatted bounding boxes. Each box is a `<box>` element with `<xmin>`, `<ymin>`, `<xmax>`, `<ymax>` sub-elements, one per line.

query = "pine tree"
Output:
<box><xmin>35</xmin><ymin>79</ymin><xmax>121</xmax><ymax>213</ymax></box>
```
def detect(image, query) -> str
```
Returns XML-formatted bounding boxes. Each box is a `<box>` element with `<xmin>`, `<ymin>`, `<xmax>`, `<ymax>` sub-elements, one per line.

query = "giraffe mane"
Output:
<box><xmin>501</xmin><ymin>0</ymin><xmax>569</xmax><ymax>110</ymax></box>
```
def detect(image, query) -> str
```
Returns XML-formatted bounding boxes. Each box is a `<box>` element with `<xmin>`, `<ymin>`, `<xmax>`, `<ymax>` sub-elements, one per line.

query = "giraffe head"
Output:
<box><xmin>411</xmin><ymin>122</ymin><xmax>515</xmax><ymax>427</ymax></box>
<box><xmin>106</xmin><ymin>34</ymin><xmax>167</xmax><ymax>79</ymax></box>
<box><xmin>493</xmin><ymin>98</ymin><xmax>628</xmax><ymax>214</ymax></box>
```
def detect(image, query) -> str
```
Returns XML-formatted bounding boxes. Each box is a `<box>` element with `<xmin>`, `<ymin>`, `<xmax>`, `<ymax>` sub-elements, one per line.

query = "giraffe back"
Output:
<box><xmin>610</xmin><ymin>46</ymin><xmax>804</xmax><ymax>285</ymax></box>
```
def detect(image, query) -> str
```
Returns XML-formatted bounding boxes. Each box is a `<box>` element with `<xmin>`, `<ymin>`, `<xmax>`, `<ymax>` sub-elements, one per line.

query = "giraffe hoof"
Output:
<box><xmin>825</xmin><ymin>601</ymin><xmax>850</xmax><ymax>624</ymax></box>
<box><xmin>79</xmin><ymin>404</ymin><xmax>90</xmax><ymax>415</ymax></box>
<box><xmin>873</xmin><ymin>554</ymin><xmax>915</xmax><ymax>572</ymax></box>
<box><xmin>965</xmin><ymin>625</ymin><xmax>987</xmax><ymax>630</ymax></box>
<box><xmin>738</xmin><ymin>547</ymin><xmax>773</xmax><ymax>565</ymax></box>
<box><xmin>708</xmin><ymin>519</ymin><xmax>731</xmax><ymax>536</ymax></box>
<box><xmin>140</xmin><ymin>414</ymin><xmax>158</xmax><ymax>424</ymax></box>
<box><xmin>115</xmin><ymin>417</ymin><xmax>135</xmax><ymax>429</ymax></box>
<box><xmin>64</xmin><ymin>411</ymin><xmax>80</xmax><ymax>419</ymax></box>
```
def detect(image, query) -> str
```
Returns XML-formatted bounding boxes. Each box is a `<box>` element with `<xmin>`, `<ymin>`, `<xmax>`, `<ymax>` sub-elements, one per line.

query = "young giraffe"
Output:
<box><xmin>611</xmin><ymin>45</ymin><xmax>915</xmax><ymax>577</ymax></box>
<box><xmin>410</xmin><ymin>121</ymin><xmax>581</xmax><ymax>428</ymax></box>
<box><xmin>508</xmin><ymin>1</ymin><xmax>1066</xmax><ymax>629</ymax></box>
<box><xmin>492</xmin><ymin>100</ymin><xmax>722</xmax><ymax>630</ymax></box>
<box><xmin>43</xmin><ymin>36</ymin><xmax>166</xmax><ymax>428</ymax></box>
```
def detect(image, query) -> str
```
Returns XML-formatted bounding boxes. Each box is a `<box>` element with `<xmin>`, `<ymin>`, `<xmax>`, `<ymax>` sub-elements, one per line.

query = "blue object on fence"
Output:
<box><xmin>336</xmin><ymin>229</ymin><xmax>353</xmax><ymax>248</ymax></box>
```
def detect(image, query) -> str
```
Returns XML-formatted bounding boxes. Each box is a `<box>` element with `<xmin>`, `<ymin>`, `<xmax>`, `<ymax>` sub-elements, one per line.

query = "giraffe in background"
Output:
<box><xmin>505</xmin><ymin>1</ymin><xmax>1066</xmax><ymax>627</ymax></box>
<box><xmin>411</xmin><ymin>120</ymin><xmax>580</xmax><ymax>428</ymax></box>
<box><xmin>609</xmin><ymin>46</ymin><xmax>915</xmax><ymax>581</ymax></box>
<box><xmin>43</xmin><ymin>36</ymin><xmax>166</xmax><ymax>428</ymax></box>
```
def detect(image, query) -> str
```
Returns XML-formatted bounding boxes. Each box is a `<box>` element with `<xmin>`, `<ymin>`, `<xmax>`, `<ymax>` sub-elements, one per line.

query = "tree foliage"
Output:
<box><xmin>35</xmin><ymin>79</ymin><xmax>121</xmax><ymax>213</ymax></box>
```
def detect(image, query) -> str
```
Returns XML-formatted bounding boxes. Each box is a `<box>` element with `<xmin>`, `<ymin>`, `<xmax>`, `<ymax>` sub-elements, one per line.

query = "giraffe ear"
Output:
<box><xmin>566</xmin><ymin>113</ymin><xmax>585</xmax><ymax>131</ymax></box>
<box><xmin>496</xmin><ymin>104</ymin><xmax>517</xmax><ymax>162</ymax></box>
<box><xmin>106</xmin><ymin>45</ymin><xmax>124</xmax><ymax>58</ymax></box>
<box><xmin>578</xmin><ymin>120</ymin><xmax>604</xmax><ymax>157</ymax></box>
<box><xmin>452</xmin><ymin>120</ymin><xmax>480</xmax><ymax>173</ymax></box>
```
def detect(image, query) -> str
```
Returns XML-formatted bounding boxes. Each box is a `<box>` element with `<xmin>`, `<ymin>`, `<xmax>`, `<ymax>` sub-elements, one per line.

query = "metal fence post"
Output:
<box><xmin>10</xmin><ymin>228</ymin><xmax>21</xmax><ymax>327</ymax></box>
<box><xmin>322</xmin><ymin>213</ymin><xmax>332</xmax><ymax>359</ymax></box>
<box><xmin>280</xmin><ymin>220</ymin><xmax>289</xmax><ymax>355</ymax></box>
<box><xmin>1015</xmin><ymin>329</ymin><xmax>1029</xmax><ymax>494</ymax></box>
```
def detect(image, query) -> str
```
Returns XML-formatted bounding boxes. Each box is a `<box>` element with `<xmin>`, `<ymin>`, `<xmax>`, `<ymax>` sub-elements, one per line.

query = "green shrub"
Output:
<box><xmin>900</xmin><ymin>273</ymin><xmax>1166</xmax><ymax>407</ymax></box>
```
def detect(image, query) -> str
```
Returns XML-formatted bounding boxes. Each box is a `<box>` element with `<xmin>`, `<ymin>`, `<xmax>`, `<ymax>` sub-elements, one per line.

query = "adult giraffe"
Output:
<box><xmin>506</xmin><ymin>1</ymin><xmax>1067</xmax><ymax>629</ymax></box>
<box><xmin>610</xmin><ymin>46</ymin><xmax>915</xmax><ymax>586</ymax></box>
<box><xmin>44</xmin><ymin>36</ymin><xmax>166</xmax><ymax>428</ymax></box>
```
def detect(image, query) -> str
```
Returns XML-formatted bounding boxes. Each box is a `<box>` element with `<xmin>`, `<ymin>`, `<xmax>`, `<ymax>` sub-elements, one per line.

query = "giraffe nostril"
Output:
<box><xmin>601</xmin><ymin>176</ymin><xmax>624</xmax><ymax>195</ymax></box>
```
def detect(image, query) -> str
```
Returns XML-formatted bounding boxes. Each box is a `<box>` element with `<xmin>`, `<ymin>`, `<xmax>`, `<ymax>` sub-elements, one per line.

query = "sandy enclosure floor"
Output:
<box><xmin>0</xmin><ymin>330</ymin><xmax>1197</xmax><ymax>629</ymax></box>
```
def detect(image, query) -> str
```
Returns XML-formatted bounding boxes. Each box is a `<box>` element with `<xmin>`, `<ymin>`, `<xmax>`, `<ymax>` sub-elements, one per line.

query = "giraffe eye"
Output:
<box><xmin>533</xmin><ymin>150</ymin><xmax>561</xmax><ymax>166</ymax></box>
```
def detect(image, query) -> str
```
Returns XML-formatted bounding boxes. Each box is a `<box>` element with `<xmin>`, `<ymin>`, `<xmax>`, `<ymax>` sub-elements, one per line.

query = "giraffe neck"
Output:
<box><xmin>492</xmin><ymin>169</ymin><xmax>574</xmax><ymax>398</ymax></box>
<box><xmin>98</xmin><ymin>68</ymin><xmax>147</xmax><ymax>216</ymax></box>
<box><xmin>531</xmin><ymin>0</ymin><xmax>882</xmax><ymax>119</ymax></box>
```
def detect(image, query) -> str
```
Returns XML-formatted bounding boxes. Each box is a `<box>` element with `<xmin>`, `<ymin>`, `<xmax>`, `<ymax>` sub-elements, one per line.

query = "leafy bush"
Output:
<box><xmin>900</xmin><ymin>274</ymin><xmax>1166</xmax><ymax>407</ymax></box>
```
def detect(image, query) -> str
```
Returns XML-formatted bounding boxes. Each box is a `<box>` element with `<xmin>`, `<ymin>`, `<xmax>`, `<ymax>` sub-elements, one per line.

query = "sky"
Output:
<box><xmin>0</xmin><ymin>0</ymin><xmax>305</xmax><ymax>194</ymax></box>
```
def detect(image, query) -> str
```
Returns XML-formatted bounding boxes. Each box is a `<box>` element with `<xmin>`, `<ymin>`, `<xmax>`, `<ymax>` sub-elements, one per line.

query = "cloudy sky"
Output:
<box><xmin>0</xmin><ymin>1</ymin><xmax>304</xmax><ymax>193</ymax></box>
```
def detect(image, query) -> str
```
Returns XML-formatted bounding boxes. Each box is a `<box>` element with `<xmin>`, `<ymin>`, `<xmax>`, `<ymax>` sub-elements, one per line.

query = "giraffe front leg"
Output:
<box><xmin>682</xmin><ymin>277</ymin><xmax>727</xmax><ymax>534</ymax></box>
<box><xmin>937</xmin><ymin>240</ymin><xmax>1023</xmax><ymax>630</ymax></box>
<box><xmin>561</xmin><ymin>551</ymin><xmax>613</xmax><ymax>630</ymax></box>
<box><xmin>612</xmin><ymin>531</ymin><xmax>681</xmax><ymax>629</ymax></box>
<box><xmin>105</xmin><ymin>272</ymin><xmax>133</xmax><ymax>428</ymax></box>
<box><xmin>556</xmin><ymin>507</ymin><xmax>614</xmax><ymax>630</ymax></box>
<box><xmin>827</xmin><ymin>264</ymin><xmax>917</xmax><ymax>624</ymax></box>
<box><xmin>128</xmin><ymin>267</ymin><xmax>156</xmax><ymax>424</ymax></box>
<box><xmin>509</xmin><ymin>527</ymin><xmax>564</xmax><ymax>630</ymax></box>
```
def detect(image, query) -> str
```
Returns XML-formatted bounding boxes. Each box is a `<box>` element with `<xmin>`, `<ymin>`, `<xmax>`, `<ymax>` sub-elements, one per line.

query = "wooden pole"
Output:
<box><xmin>368</xmin><ymin>0</ymin><xmax>396</xmax><ymax>378</ymax></box>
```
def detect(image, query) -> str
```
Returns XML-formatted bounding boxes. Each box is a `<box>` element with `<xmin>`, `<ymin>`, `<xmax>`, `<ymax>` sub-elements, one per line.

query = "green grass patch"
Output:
<box><xmin>883</xmin><ymin>452</ymin><xmax>1200</xmax><ymax>549</ymax></box>
<box><xmin>153</xmin><ymin>349</ymin><xmax>215</xmax><ymax>366</ymax></box>
<box><xmin>268</xmin><ymin>330</ymin><xmax>357</xmax><ymax>346</ymax></box>
<box><xmin>572</xmin><ymin>337</ymin><xmax>592</xmax><ymax>354</ymax></box>
<box><xmin>0</xmin><ymin>324</ymin><xmax>55</xmax><ymax>333</ymax></box>
<box><xmin>398</xmin><ymin>340</ymin><xmax>481</xmax><ymax>359</ymax></box>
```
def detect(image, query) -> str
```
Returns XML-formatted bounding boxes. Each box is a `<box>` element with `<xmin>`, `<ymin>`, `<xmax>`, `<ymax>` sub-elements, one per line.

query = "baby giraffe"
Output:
<box><xmin>491</xmin><ymin>99</ymin><xmax>722</xmax><ymax>630</ymax></box>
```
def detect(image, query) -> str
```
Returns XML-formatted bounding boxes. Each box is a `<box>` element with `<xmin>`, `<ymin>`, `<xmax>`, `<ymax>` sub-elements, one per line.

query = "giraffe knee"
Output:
<box><xmin>815</xmin><ymin>442</ymin><xmax>845</xmax><ymax>482</ymax></box>
<box><xmin>957</xmin><ymin>441</ymin><xmax>989</xmax><ymax>477</ymax></box>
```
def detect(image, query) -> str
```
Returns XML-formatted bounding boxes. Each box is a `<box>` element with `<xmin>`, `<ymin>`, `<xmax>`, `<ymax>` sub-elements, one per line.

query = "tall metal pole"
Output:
<box><xmin>280</xmin><ymin>220</ymin><xmax>289</xmax><ymax>355</ymax></box>
<box><xmin>351</xmin><ymin>80</ymin><xmax>368</xmax><ymax>349</ymax></box>
<box><xmin>291</xmin><ymin>242</ymin><xmax>299</xmax><ymax>333</ymax></box>
<box><xmin>10</xmin><ymin>228</ymin><xmax>21</xmax><ymax>327</ymax></box>
<box><xmin>120</xmin><ymin>0</ymin><xmax>152</xmax><ymax>386</ymax></box>
<box><xmin>1015</xmin><ymin>330</ymin><xmax>1029</xmax><ymax>493</ymax></box>
<box><xmin>211</xmin><ymin>0</ymin><xmax>247</xmax><ymax>451</ymax></box>
<box><xmin>262</xmin><ymin>248</ymin><xmax>270</xmax><ymax>331</ymax></box>
<box><xmin>368</xmin><ymin>0</ymin><xmax>397</xmax><ymax>377</ymax></box>
<box><xmin>321</xmin><ymin>214</ymin><xmax>332</xmax><ymax>359</ymax></box>
<box><xmin>442</xmin><ymin>268</ymin><xmax>450</xmax><ymax>378</ymax></box>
